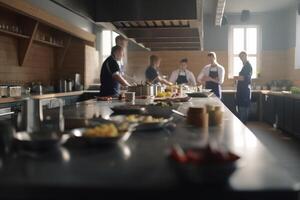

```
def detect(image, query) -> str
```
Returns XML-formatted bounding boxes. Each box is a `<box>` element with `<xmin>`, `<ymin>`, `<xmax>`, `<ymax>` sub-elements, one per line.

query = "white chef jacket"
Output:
<box><xmin>169</xmin><ymin>69</ymin><xmax>197</xmax><ymax>86</ymax></box>
<box><xmin>197</xmin><ymin>64</ymin><xmax>225</xmax><ymax>84</ymax></box>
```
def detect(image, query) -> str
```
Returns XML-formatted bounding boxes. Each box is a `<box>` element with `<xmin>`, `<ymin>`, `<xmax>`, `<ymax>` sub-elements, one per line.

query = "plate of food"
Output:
<box><xmin>110</xmin><ymin>114</ymin><xmax>173</xmax><ymax>131</ymax></box>
<box><xmin>69</xmin><ymin>121</ymin><xmax>136</xmax><ymax>145</ymax></box>
<box><xmin>145</xmin><ymin>102</ymin><xmax>180</xmax><ymax>118</ymax></box>
<box><xmin>111</xmin><ymin>105</ymin><xmax>146</xmax><ymax>115</ymax></box>
<box><xmin>154</xmin><ymin>96</ymin><xmax>191</xmax><ymax>103</ymax></box>
<box><xmin>168</xmin><ymin>144</ymin><xmax>241</xmax><ymax>184</ymax></box>
<box><xmin>185</xmin><ymin>92</ymin><xmax>214</xmax><ymax>98</ymax></box>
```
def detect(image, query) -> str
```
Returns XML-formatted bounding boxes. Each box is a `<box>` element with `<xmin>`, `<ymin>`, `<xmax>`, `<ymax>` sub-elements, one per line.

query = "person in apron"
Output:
<box><xmin>197</xmin><ymin>52</ymin><xmax>225</xmax><ymax>99</ymax></box>
<box><xmin>234</xmin><ymin>51</ymin><xmax>253</xmax><ymax>124</ymax></box>
<box><xmin>205</xmin><ymin>68</ymin><xmax>222</xmax><ymax>98</ymax></box>
<box><xmin>169</xmin><ymin>58</ymin><xmax>197</xmax><ymax>86</ymax></box>
<box><xmin>176</xmin><ymin>70</ymin><xmax>188</xmax><ymax>85</ymax></box>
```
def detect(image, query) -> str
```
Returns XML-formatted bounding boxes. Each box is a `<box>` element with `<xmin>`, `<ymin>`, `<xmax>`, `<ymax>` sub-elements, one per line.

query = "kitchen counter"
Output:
<box><xmin>0</xmin><ymin>98</ymin><xmax>298</xmax><ymax>199</ymax></box>
<box><xmin>0</xmin><ymin>90</ymin><xmax>100</xmax><ymax>104</ymax></box>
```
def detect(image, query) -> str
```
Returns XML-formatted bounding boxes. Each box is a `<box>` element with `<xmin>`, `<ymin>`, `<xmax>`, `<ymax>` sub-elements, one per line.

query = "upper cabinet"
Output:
<box><xmin>0</xmin><ymin>0</ymin><xmax>96</xmax><ymax>66</ymax></box>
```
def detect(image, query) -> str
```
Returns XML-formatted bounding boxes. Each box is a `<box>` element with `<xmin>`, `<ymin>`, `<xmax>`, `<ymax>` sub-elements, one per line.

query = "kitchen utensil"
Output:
<box><xmin>0</xmin><ymin>86</ymin><xmax>8</xmax><ymax>97</ymax></box>
<box><xmin>124</xmin><ymin>92</ymin><xmax>135</xmax><ymax>102</ymax></box>
<box><xmin>8</xmin><ymin>86</ymin><xmax>22</xmax><ymax>97</ymax></box>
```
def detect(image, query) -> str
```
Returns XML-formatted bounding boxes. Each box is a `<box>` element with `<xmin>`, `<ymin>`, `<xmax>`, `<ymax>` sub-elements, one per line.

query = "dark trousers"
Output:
<box><xmin>237</xmin><ymin>106</ymin><xmax>249</xmax><ymax>124</ymax></box>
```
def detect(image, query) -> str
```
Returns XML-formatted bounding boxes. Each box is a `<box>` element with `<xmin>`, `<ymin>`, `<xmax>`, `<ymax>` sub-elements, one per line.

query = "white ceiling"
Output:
<box><xmin>203</xmin><ymin>0</ymin><xmax>297</xmax><ymax>14</ymax></box>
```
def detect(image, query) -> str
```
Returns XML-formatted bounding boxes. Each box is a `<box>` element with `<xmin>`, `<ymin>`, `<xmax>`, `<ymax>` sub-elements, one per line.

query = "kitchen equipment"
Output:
<box><xmin>153</xmin><ymin>85</ymin><xmax>164</xmax><ymax>96</ymax></box>
<box><xmin>59</xmin><ymin>79</ymin><xmax>67</xmax><ymax>93</ymax></box>
<box><xmin>74</xmin><ymin>73</ymin><xmax>81</xmax><ymax>91</ymax></box>
<box><xmin>25</xmin><ymin>98</ymin><xmax>64</xmax><ymax>133</ymax></box>
<box><xmin>31</xmin><ymin>83</ymin><xmax>43</xmax><ymax>95</ymax></box>
<box><xmin>0</xmin><ymin>86</ymin><xmax>8</xmax><ymax>97</ymax></box>
<box><xmin>187</xmin><ymin>107</ymin><xmax>208</xmax><ymax>128</ymax></box>
<box><xmin>67</xmin><ymin>79</ymin><xmax>73</xmax><ymax>92</ymax></box>
<box><xmin>124</xmin><ymin>92</ymin><xmax>135</xmax><ymax>102</ymax></box>
<box><xmin>13</xmin><ymin>130</ymin><xmax>69</xmax><ymax>151</ymax></box>
<box><xmin>8</xmin><ymin>86</ymin><xmax>22</xmax><ymax>97</ymax></box>
<box><xmin>128</xmin><ymin>84</ymin><xmax>155</xmax><ymax>96</ymax></box>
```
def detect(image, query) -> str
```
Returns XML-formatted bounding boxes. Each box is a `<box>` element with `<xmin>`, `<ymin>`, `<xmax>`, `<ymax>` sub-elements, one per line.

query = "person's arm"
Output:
<box><xmin>209</xmin><ymin>66</ymin><xmax>225</xmax><ymax>84</ymax></box>
<box><xmin>112</xmin><ymin>73</ymin><xmax>131</xmax><ymax>86</ymax></box>
<box><xmin>188</xmin><ymin>71</ymin><xmax>197</xmax><ymax>86</ymax></box>
<box><xmin>169</xmin><ymin>71</ymin><xmax>177</xmax><ymax>84</ymax></box>
<box><xmin>234</xmin><ymin>63</ymin><xmax>252</xmax><ymax>83</ymax></box>
<box><xmin>197</xmin><ymin>67</ymin><xmax>210</xmax><ymax>84</ymax></box>
<box><xmin>157</xmin><ymin>76</ymin><xmax>173</xmax><ymax>86</ymax></box>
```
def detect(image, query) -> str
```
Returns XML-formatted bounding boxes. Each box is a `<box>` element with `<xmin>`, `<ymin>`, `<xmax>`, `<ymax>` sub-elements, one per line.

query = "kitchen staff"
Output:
<box><xmin>145</xmin><ymin>55</ymin><xmax>173</xmax><ymax>86</ymax></box>
<box><xmin>115</xmin><ymin>35</ymin><xmax>128</xmax><ymax>75</ymax></box>
<box><xmin>197</xmin><ymin>52</ymin><xmax>225</xmax><ymax>98</ymax></box>
<box><xmin>169</xmin><ymin>58</ymin><xmax>197</xmax><ymax>86</ymax></box>
<box><xmin>99</xmin><ymin>45</ymin><xmax>131</xmax><ymax>97</ymax></box>
<box><xmin>234</xmin><ymin>51</ymin><xmax>253</xmax><ymax>124</ymax></box>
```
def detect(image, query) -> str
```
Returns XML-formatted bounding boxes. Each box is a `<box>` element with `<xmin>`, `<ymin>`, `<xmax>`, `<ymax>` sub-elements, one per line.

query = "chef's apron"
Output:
<box><xmin>176</xmin><ymin>70</ymin><xmax>188</xmax><ymax>85</ymax></box>
<box><xmin>205</xmin><ymin>68</ymin><xmax>221</xmax><ymax>98</ymax></box>
<box><xmin>236</xmin><ymin>67</ymin><xmax>251</xmax><ymax>107</ymax></box>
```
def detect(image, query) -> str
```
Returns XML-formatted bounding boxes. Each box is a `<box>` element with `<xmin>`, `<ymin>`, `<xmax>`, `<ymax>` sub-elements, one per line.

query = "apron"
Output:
<box><xmin>205</xmin><ymin>67</ymin><xmax>221</xmax><ymax>98</ymax></box>
<box><xmin>236</xmin><ymin>63</ymin><xmax>252</xmax><ymax>107</ymax></box>
<box><xmin>176</xmin><ymin>70</ymin><xmax>188</xmax><ymax>85</ymax></box>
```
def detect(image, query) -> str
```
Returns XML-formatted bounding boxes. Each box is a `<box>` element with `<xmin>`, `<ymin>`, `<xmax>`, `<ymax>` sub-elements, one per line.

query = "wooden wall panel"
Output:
<box><xmin>0</xmin><ymin>34</ymin><xmax>54</xmax><ymax>85</ymax></box>
<box><xmin>286</xmin><ymin>48</ymin><xmax>300</xmax><ymax>86</ymax></box>
<box><xmin>57</xmin><ymin>38</ymin><xmax>85</xmax><ymax>82</ymax></box>
<box><xmin>84</xmin><ymin>45</ymin><xmax>99</xmax><ymax>88</ymax></box>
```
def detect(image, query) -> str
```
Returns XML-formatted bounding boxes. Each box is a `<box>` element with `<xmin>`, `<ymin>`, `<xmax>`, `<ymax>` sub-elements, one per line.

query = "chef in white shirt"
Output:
<box><xmin>197</xmin><ymin>52</ymin><xmax>225</xmax><ymax>98</ymax></box>
<box><xmin>169</xmin><ymin>58</ymin><xmax>197</xmax><ymax>86</ymax></box>
<box><xmin>115</xmin><ymin>35</ymin><xmax>128</xmax><ymax>75</ymax></box>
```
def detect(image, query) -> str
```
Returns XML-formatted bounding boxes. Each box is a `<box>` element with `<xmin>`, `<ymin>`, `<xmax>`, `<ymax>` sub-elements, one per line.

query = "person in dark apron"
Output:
<box><xmin>170</xmin><ymin>58</ymin><xmax>197</xmax><ymax>86</ymax></box>
<box><xmin>205</xmin><ymin>68</ymin><xmax>222</xmax><ymax>98</ymax></box>
<box><xmin>234</xmin><ymin>51</ymin><xmax>253</xmax><ymax>124</ymax></box>
<box><xmin>176</xmin><ymin>70</ymin><xmax>188</xmax><ymax>85</ymax></box>
<box><xmin>197</xmin><ymin>52</ymin><xmax>225</xmax><ymax>99</ymax></box>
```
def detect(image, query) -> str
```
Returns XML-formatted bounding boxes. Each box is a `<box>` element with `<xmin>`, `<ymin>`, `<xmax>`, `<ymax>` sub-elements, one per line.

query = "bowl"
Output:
<box><xmin>13</xmin><ymin>130</ymin><xmax>69</xmax><ymax>151</ymax></box>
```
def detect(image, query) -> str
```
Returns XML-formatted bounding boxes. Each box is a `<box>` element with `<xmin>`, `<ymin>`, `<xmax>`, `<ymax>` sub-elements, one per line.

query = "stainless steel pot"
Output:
<box><xmin>128</xmin><ymin>85</ymin><xmax>155</xmax><ymax>96</ymax></box>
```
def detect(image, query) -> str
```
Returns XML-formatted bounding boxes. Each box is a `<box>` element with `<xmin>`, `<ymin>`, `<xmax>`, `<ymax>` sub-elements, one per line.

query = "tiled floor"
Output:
<box><xmin>247</xmin><ymin>122</ymin><xmax>300</xmax><ymax>182</ymax></box>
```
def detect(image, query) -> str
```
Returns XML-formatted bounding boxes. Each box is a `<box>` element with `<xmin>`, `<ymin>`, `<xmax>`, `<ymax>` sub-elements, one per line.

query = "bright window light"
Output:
<box><xmin>229</xmin><ymin>26</ymin><xmax>260</xmax><ymax>78</ymax></box>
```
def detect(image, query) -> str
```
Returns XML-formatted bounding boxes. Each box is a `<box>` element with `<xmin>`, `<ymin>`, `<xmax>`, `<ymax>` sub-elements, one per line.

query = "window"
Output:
<box><xmin>101</xmin><ymin>30</ymin><xmax>119</xmax><ymax>61</ymax></box>
<box><xmin>228</xmin><ymin>26</ymin><xmax>261</xmax><ymax>78</ymax></box>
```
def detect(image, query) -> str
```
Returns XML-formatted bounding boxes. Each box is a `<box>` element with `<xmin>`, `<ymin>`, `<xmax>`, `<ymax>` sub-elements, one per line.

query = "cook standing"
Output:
<box><xmin>99</xmin><ymin>46</ymin><xmax>131</xmax><ymax>97</ymax></box>
<box><xmin>145</xmin><ymin>55</ymin><xmax>173</xmax><ymax>86</ymax></box>
<box><xmin>197</xmin><ymin>52</ymin><xmax>225</xmax><ymax>98</ymax></box>
<box><xmin>169</xmin><ymin>58</ymin><xmax>197</xmax><ymax>86</ymax></box>
<box><xmin>234</xmin><ymin>51</ymin><xmax>253</xmax><ymax>124</ymax></box>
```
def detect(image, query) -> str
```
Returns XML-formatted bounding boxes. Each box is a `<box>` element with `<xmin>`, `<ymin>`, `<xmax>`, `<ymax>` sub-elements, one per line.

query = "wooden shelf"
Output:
<box><xmin>34</xmin><ymin>39</ymin><xmax>64</xmax><ymax>48</ymax></box>
<box><xmin>0</xmin><ymin>28</ymin><xmax>29</xmax><ymax>39</ymax></box>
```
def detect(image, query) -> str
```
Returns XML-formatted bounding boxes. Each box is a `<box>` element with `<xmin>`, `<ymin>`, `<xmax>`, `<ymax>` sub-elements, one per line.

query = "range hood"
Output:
<box><xmin>95</xmin><ymin>0</ymin><xmax>203</xmax><ymax>51</ymax></box>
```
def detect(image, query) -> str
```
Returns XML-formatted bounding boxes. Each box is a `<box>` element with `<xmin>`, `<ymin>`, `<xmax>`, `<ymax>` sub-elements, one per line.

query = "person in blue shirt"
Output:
<box><xmin>99</xmin><ymin>46</ymin><xmax>131</xmax><ymax>97</ymax></box>
<box><xmin>145</xmin><ymin>55</ymin><xmax>172</xmax><ymax>86</ymax></box>
<box><xmin>234</xmin><ymin>51</ymin><xmax>253</xmax><ymax>124</ymax></box>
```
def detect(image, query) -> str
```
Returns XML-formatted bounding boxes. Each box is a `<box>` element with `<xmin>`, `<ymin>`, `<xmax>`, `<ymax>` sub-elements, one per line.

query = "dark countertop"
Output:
<box><xmin>0</xmin><ymin>98</ymin><xmax>298</xmax><ymax>199</ymax></box>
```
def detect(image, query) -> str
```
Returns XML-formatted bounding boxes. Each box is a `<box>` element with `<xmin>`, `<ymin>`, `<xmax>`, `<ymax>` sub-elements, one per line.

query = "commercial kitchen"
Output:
<box><xmin>0</xmin><ymin>0</ymin><xmax>300</xmax><ymax>199</ymax></box>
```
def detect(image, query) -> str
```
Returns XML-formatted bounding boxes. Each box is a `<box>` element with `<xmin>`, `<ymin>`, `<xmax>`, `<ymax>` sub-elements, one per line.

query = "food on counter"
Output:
<box><xmin>156</xmin><ymin>91</ymin><xmax>173</xmax><ymax>98</ymax></box>
<box><xmin>153</xmin><ymin>101</ymin><xmax>174</xmax><ymax>107</ymax></box>
<box><xmin>83</xmin><ymin>123</ymin><xmax>118</xmax><ymax>137</ymax></box>
<box><xmin>169</xmin><ymin>145</ymin><xmax>240</xmax><ymax>165</ymax></box>
<box><xmin>125</xmin><ymin>115</ymin><xmax>166</xmax><ymax>124</ymax></box>
<box><xmin>291</xmin><ymin>86</ymin><xmax>300</xmax><ymax>94</ymax></box>
<box><xmin>97</xmin><ymin>96</ymin><xmax>113</xmax><ymax>101</ymax></box>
